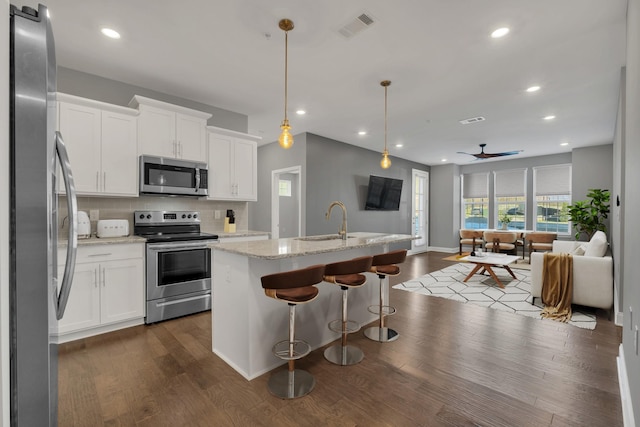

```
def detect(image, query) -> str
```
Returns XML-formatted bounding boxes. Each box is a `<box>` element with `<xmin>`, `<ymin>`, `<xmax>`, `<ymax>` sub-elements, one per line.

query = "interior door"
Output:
<box><xmin>411</xmin><ymin>169</ymin><xmax>429</xmax><ymax>254</ymax></box>
<box><xmin>271</xmin><ymin>166</ymin><xmax>302</xmax><ymax>239</ymax></box>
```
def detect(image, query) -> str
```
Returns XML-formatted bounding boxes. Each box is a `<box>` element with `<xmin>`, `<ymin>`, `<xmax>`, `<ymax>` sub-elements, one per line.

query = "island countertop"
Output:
<box><xmin>210</xmin><ymin>232</ymin><xmax>415</xmax><ymax>260</ymax></box>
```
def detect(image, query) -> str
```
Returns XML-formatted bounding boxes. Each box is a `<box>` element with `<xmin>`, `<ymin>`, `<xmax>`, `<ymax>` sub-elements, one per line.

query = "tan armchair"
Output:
<box><xmin>483</xmin><ymin>231</ymin><xmax>518</xmax><ymax>255</ymax></box>
<box><xmin>459</xmin><ymin>230</ymin><xmax>484</xmax><ymax>255</ymax></box>
<box><xmin>526</xmin><ymin>232</ymin><xmax>557</xmax><ymax>263</ymax></box>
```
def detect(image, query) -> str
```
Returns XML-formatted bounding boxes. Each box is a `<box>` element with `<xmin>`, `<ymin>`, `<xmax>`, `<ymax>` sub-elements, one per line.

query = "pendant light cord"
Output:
<box><xmin>384</xmin><ymin>84</ymin><xmax>388</xmax><ymax>152</ymax></box>
<box><xmin>284</xmin><ymin>30</ymin><xmax>289</xmax><ymax>122</ymax></box>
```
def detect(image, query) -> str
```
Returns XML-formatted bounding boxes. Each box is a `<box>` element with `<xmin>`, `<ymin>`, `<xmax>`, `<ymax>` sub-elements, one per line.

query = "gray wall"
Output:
<box><xmin>305</xmin><ymin>134</ymin><xmax>427</xmax><ymax>237</ymax></box>
<box><xmin>57</xmin><ymin>67</ymin><xmax>248</xmax><ymax>132</ymax></box>
<box><xmin>250</xmin><ymin>133</ymin><xmax>308</xmax><ymax>234</ymax></box>
<box><xmin>612</xmin><ymin>68</ymin><xmax>625</xmax><ymax>328</ymax></box>
<box><xmin>250</xmin><ymin>133</ymin><xmax>429</xmax><ymax>249</ymax></box>
<box><xmin>622</xmin><ymin>0</ymin><xmax>640</xmax><ymax>420</ymax></box>
<box><xmin>571</xmin><ymin>145</ymin><xmax>614</xmax><ymax>201</ymax></box>
<box><xmin>429</xmin><ymin>164</ymin><xmax>460</xmax><ymax>250</ymax></box>
<box><xmin>429</xmin><ymin>152</ymin><xmax>574</xmax><ymax>249</ymax></box>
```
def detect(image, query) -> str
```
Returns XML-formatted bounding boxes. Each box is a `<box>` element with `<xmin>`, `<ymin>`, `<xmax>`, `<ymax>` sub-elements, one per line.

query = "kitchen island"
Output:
<box><xmin>211</xmin><ymin>232</ymin><xmax>414</xmax><ymax>380</ymax></box>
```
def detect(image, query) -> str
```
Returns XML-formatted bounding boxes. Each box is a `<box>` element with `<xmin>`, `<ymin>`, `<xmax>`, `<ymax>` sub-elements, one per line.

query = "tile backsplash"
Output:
<box><xmin>58</xmin><ymin>195</ymin><xmax>248</xmax><ymax>235</ymax></box>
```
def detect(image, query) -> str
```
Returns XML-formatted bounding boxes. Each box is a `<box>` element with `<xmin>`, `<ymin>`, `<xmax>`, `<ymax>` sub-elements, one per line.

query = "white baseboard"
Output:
<box><xmin>428</xmin><ymin>246</ymin><xmax>458</xmax><ymax>253</ymax></box>
<box><xmin>617</xmin><ymin>344</ymin><xmax>637</xmax><ymax>427</ymax></box>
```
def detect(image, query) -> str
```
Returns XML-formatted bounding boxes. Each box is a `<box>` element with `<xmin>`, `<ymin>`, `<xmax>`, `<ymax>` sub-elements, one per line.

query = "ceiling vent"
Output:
<box><xmin>459</xmin><ymin>116</ymin><xmax>486</xmax><ymax>125</ymax></box>
<box><xmin>338</xmin><ymin>12</ymin><xmax>376</xmax><ymax>38</ymax></box>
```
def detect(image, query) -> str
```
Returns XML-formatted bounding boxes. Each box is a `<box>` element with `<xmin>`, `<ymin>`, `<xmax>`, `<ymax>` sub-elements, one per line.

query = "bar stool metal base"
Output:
<box><xmin>324</xmin><ymin>344</ymin><xmax>364</xmax><ymax>366</ymax></box>
<box><xmin>267</xmin><ymin>369</ymin><xmax>315</xmax><ymax>399</ymax></box>
<box><xmin>364</xmin><ymin>326</ymin><xmax>399</xmax><ymax>342</ymax></box>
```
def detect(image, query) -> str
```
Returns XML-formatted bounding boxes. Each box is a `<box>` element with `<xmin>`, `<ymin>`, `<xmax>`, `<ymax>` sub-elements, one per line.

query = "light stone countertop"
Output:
<box><xmin>210</xmin><ymin>232</ymin><xmax>415</xmax><ymax>260</ymax></box>
<box><xmin>207</xmin><ymin>230</ymin><xmax>270</xmax><ymax>239</ymax></box>
<box><xmin>58</xmin><ymin>230</ymin><xmax>268</xmax><ymax>247</ymax></box>
<box><xmin>58</xmin><ymin>235</ymin><xmax>146</xmax><ymax>247</ymax></box>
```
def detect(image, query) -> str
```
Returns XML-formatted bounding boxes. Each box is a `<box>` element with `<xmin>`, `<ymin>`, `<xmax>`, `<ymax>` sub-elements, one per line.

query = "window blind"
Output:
<box><xmin>494</xmin><ymin>169</ymin><xmax>526</xmax><ymax>197</ymax></box>
<box><xmin>462</xmin><ymin>173</ymin><xmax>489</xmax><ymax>198</ymax></box>
<box><xmin>534</xmin><ymin>164</ymin><xmax>571</xmax><ymax>195</ymax></box>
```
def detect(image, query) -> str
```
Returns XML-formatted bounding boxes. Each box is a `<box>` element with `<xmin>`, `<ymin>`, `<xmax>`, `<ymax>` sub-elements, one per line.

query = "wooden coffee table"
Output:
<box><xmin>460</xmin><ymin>254</ymin><xmax>519</xmax><ymax>288</ymax></box>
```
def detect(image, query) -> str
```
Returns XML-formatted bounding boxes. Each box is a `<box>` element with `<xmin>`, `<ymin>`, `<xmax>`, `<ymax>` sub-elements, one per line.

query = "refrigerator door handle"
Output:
<box><xmin>55</xmin><ymin>131</ymin><xmax>78</xmax><ymax>320</ymax></box>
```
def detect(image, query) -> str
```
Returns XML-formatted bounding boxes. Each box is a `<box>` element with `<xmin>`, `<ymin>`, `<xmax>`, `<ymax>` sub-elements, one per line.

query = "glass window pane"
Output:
<box><xmin>463</xmin><ymin>197</ymin><xmax>488</xmax><ymax>229</ymax></box>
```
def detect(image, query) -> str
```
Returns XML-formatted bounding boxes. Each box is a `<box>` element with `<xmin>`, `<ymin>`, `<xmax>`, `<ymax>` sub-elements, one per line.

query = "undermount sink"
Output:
<box><xmin>295</xmin><ymin>235</ymin><xmax>354</xmax><ymax>241</ymax></box>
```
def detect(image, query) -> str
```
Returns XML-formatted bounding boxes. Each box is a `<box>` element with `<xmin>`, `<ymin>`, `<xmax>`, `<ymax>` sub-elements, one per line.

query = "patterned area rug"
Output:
<box><xmin>393</xmin><ymin>263</ymin><xmax>596</xmax><ymax>329</ymax></box>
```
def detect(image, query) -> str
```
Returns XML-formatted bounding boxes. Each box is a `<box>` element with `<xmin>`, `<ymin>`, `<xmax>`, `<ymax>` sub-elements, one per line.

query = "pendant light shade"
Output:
<box><xmin>278</xmin><ymin>19</ymin><xmax>294</xmax><ymax>149</ymax></box>
<box><xmin>380</xmin><ymin>80</ymin><xmax>392</xmax><ymax>169</ymax></box>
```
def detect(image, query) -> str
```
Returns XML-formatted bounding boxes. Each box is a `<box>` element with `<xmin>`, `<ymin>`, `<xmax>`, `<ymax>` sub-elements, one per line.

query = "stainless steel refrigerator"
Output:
<box><xmin>10</xmin><ymin>4</ymin><xmax>78</xmax><ymax>425</ymax></box>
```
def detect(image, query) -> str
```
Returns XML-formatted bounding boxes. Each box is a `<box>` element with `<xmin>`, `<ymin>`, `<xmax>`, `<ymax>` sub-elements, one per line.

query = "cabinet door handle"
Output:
<box><xmin>103</xmin><ymin>172</ymin><xmax>106</xmax><ymax>191</ymax></box>
<box><xmin>94</xmin><ymin>269</ymin><xmax>98</xmax><ymax>288</ymax></box>
<box><xmin>101</xmin><ymin>267</ymin><xmax>106</xmax><ymax>287</ymax></box>
<box><xmin>178</xmin><ymin>141</ymin><xmax>183</xmax><ymax>158</ymax></box>
<box><xmin>88</xmin><ymin>253</ymin><xmax>112</xmax><ymax>257</ymax></box>
<box><xmin>96</xmin><ymin>172</ymin><xmax>99</xmax><ymax>191</ymax></box>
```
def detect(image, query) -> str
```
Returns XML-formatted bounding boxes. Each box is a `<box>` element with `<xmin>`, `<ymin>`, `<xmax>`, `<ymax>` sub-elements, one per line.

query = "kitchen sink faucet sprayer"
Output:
<box><xmin>326</xmin><ymin>201</ymin><xmax>348</xmax><ymax>240</ymax></box>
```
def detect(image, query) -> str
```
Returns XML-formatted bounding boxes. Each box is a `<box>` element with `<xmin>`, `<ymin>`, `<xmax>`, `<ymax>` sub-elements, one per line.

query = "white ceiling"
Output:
<box><xmin>43</xmin><ymin>0</ymin><xmax>628</xmax><ymax>166</ymax></box>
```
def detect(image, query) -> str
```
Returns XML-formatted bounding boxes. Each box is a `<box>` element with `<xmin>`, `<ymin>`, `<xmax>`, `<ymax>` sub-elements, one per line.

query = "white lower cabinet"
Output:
<box><xmin>56</xmin><ymin>243</ymin><xmax>145</xmax><ymax>342</ymax></box>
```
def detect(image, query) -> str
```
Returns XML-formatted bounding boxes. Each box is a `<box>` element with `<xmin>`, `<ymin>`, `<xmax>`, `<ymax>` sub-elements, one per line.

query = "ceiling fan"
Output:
<box><xmin>457</xmin><ymin>143</ymin><xmax>523</xmax><ymax>160</ymax></box>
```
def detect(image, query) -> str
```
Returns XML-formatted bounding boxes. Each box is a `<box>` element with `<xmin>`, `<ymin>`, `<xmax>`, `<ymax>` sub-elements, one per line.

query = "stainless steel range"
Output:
<box><xmin>134</xmin><ymin>211</ymin><xmax>218</xmax><ymax>323</ymax></box>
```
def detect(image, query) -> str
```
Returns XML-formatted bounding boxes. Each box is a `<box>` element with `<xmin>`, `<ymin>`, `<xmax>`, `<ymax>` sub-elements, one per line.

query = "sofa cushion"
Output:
<box><xmin>571</xmin><ymin>244</ymin><xmax>587</xmax><ymax>256</ymax></box>
<box><xmin>584</xmin><ymin>231</ymin><xmax>608</xmax><ymax>257</ymax></box>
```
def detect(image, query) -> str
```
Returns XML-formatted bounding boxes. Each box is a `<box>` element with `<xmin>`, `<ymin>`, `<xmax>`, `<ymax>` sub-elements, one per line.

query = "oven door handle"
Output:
<box><xmin>147</xmin><ymin>241</ymin><xmax>216</xmax><ymax>251</ymax></box>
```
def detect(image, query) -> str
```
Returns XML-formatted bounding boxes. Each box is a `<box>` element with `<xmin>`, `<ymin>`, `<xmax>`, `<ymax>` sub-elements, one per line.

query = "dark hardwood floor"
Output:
<box><xmin>58</xmin><ymin>251</ymin><xmax>623</xmax><ymax>426</ymax></box>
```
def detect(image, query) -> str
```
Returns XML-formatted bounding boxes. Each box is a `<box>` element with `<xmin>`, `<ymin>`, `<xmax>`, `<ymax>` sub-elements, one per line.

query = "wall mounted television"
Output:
<box><xmin>365</xmin><ymin>175</ymin><xmax>403</xmax><ymax>211</ymax></box>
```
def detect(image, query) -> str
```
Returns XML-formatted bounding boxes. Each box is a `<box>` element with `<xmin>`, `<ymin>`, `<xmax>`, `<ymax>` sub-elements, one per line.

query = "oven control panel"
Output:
<box><xmin>134</xmin><ymin>211</ymin><xmax>201</xmax><ymax>225</ymax></box>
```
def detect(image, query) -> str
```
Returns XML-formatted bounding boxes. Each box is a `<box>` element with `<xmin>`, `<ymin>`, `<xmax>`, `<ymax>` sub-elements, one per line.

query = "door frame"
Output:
<box><xmin>410</xmin><ymin>169</ymin><xmax>429</xmax><ymax>254</ymax></box>
<box><xmin>271</xmin><ymin>165</ymin><xmax>302</xmax><ymax>240</ymax></box>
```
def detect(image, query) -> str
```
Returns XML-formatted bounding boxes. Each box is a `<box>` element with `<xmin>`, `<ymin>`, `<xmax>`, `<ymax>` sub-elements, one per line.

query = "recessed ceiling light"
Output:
<box><xmin>101</xmin><ymin>28</ymin><xmax>121</xmax><ymax>39</ymax></box>
<box><xmin>441</xmin><ymin>159</ymin><xmax>447</xmax><ymax>162</ymax></box>
<box><xmin>358</xmin><ymin>131</ymin><xmax>367</xmax><ymax>136</ymax></box>
<box><xmin>296</xmin><ymin>109</ymin><xmax>306</xmax><ymax>115</ymax></box>
<box><xmin>395</xmin><ymin>143</ymin><xmax>403</xmax><ymax>148</ymax></box>
<box><xmin>526</xmin><ymin>86</ymin><xmax>541</xmax><ymax>93</ymax></box>
<box><xmin>491</xmin><ymin>27</ymin><xmax>510</xmax><ymax>38</ymax></box>
<box><xmin>561</xmin><ymin>142</ymin><xmax>569</xmax><ymax>146</ymax></box>
<box><xmin>543</xmin><ymin>115</ymin><xmax>556</xmax><ymax>120</ymax></box>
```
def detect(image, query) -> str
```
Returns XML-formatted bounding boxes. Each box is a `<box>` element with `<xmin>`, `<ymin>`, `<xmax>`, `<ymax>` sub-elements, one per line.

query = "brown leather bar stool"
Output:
<box><xmin>323</xmin><ymin>255</ymin><xmax>373</xmax><ymax>366</ymax></box>
<box><xmin>364</xmin><ymin>250</ymin><xmax>407</xmax><ymax>343</ymax></box>
<box><xmin>261</xmin><ymin>264</ymin><xmax>325</xmax><ymax>399</ymax></box>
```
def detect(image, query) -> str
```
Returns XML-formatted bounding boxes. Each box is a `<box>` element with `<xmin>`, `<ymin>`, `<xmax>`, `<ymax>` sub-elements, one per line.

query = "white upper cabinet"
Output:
<box><xmin>57</xmin><ymin>93</ymin><xmax>138</xmax><ymax>197</ymax></box>
<box><xmin>207</xmin><ymin>126</ymin><xmax>260</xmax><ymax>201</ymax></box>
<box><xmin>130</xmin><ymin>95</ymin><xmax>211</xmax><ymax>162</ymax></box>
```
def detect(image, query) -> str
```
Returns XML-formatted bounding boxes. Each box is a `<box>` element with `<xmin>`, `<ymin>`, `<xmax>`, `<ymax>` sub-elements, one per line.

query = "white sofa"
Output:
<box><xmin>530</xmin><ymin>235</ymin><xmax>613</xmax><ymax>310</ymax></box>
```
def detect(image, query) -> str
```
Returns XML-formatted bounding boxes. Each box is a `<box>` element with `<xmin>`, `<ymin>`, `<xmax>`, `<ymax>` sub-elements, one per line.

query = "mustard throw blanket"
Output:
<box><xmin>541</xmin><ymin>253</ymin><xmax>573</xmax><ymax>323</ymax></box>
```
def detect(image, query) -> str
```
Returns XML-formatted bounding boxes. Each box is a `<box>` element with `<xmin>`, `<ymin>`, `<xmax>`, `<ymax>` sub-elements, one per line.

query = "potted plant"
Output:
<box><xmin>567</xmin><ymin>189</ymin><xmax>610</xmax><ymax>240</ymax></box>
<box><xmin>500</xmin><ymin>213</ymin><xmax>511</xmax><ymax>230</ymax></box>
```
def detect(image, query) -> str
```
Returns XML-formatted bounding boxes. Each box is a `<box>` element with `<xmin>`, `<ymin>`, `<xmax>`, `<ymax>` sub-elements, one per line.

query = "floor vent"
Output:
<box><xmin>459</xmin><ymin>116</ymin><xmax>486</xmax><ymax>125</ymax></box>
<box><xmin>338</xmin><ymin>12</ymin><xmax>376</xmax><ymax>38</ymax></box>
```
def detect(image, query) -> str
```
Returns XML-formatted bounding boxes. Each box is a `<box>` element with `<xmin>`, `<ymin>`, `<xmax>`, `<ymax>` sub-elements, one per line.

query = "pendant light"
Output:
<box><xmin>278</xmin><ymin>19</ymin><xmax>294</xmax><ymax>149</ymax></box>
<box><xmin>380</xmin><ymin>80</ymin><xmax>392</xmax><ymax>169</ymax></box>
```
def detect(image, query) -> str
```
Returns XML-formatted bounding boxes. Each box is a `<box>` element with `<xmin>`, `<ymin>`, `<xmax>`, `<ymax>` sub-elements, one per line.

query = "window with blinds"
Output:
<box><xmin>494</xmin><ymin>169</ymin><xmax>526</xmax><ymax>230</ymax></box>
<box><xmin>461</xmin><ymin>173</ymin><xmax>489</xmax><ymax>229</ymax></box>
<box><xmin>533</xmin><ymin>164</ymin><xmax>571</xmax><ymax>234</ymax></box>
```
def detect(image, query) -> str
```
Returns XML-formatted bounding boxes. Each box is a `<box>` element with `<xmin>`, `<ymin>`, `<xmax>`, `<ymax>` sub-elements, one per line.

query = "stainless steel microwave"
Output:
<box><xmin>139</xmin><ymin>155</ymin><xmax>208</xmax><ymax>197</ymax></box>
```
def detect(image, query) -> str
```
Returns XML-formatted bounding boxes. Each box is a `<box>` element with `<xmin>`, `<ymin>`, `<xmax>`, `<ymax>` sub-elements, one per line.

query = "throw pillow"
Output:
<box><xmin>584</xmin><ymin>231</ymin><xmax>608</xmax><ymax>257</ymax></box>
<box><xmin>571</xmin><ymin>244</ymin><xmax>587</xmax><ymax>256</ymax></box>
